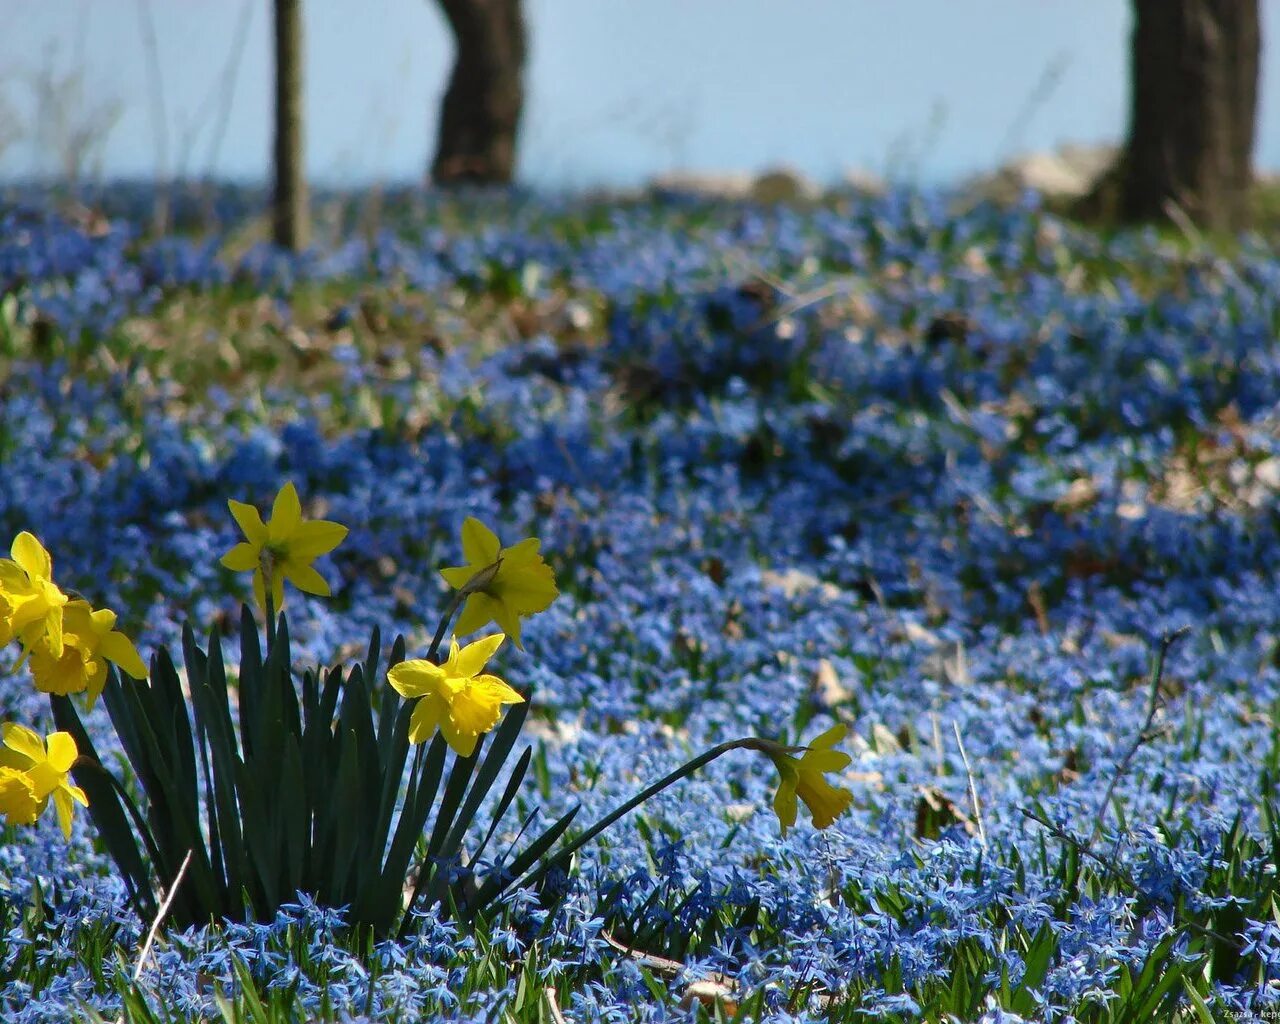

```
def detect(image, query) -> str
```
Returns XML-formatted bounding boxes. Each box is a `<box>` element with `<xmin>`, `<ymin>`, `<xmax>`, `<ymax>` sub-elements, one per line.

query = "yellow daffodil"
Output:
<box><xmin>0</xmin><ymin>724</ymin><xmax>88</xmax><ymax>839</ymax></box>
<box><xmin>767</xmin><ymin>723</ymin><xmax>853</xmax><ymax>835</ymax></box>
<box><xmin>0</xmin><ymin>768</ymin><xmax>39</xmax><ymax>827</ymax></box>
<box><xmin>28</xmin><ymin>600</ymin><xmax>148</xmax><ymax>707</ymax></box>
<box><xmin>439</xmin><ymin>517</ymin><xmax>558</xmax><ymax>648</ymax></box>
<box><xmin>0</xmin><ymin>532</ymin><xmax>70</xmax><ymax>657</ymax></box>
<box><xmin>388</xmin><ymin>633</ymin><xmax>524</xmax><ymax>757</ymax></box>
<box><xmin>220</xmin><ymin>482</ymin><xmax>348</xmax><ymax>612</ymax></box>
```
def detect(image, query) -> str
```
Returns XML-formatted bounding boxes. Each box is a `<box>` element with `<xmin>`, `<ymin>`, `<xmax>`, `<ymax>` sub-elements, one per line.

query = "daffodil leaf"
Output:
<box><xmin>48</xmin><ymin>693</ymin><xmax>156</xmax><ymax>924</ymax></box>
<box><xmin>470</xmin><ymin>805</ymin><xmax>581</xmax><ymax>915</ymax></box>
<box><xmin>278</xmin><ymin>735</ymin><xmax>307</xmax><ymax>893</ymax></box>
<box><xmin>453</xmin><ymin>745</ymin><xmax>533</xmax><ymax>917</ymax></box>
<box><xmin>237</xmin><ymin>605</ymin><xmax>262</xmax><ymax>759</ymax></box>
<box><xmin>432</xmin><ymin>699</ymin><xmax>531</xmax><ymax>903</ymax></box>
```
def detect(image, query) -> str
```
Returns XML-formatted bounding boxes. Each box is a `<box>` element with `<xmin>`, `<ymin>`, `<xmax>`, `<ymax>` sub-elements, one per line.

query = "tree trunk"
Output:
<box><xmin>431</xmin><ymin>0</ymin><xmax>527</xmax><ymax>186</ymax></box>
<box><xmin>273</xmin><ymin>0</ymin><xmax>308</xmax><ymax>249</ymax></box>
<box><xmin>1120</xmin><ymin>0</ymin><xmax>1260</xmax><ymax>231</ymax></box>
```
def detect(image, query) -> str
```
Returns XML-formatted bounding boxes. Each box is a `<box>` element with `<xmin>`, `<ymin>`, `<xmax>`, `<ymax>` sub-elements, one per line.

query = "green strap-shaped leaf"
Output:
<box><xmin>425</xmin><ymin>702</ymin><xmax>531</xmax><ymax>907</ymax></box>
<box><xmin>367</xmin><ymin>733</ymin><xmax>447</xmax><ymax>935</ymax></box>
<box><xmin>237</xmin><ymin>606</ymin><xmax>262</xmax><ymax>759</ymax></box>
<box><xmin>49</xmin><ymin>692</ymin><xmax>156</xmax><ymax>924</ymax></box>
<box><xmin>449</xmin><ymin>805</ymin><xmax>580</xmax><ymax>928</ymax></box>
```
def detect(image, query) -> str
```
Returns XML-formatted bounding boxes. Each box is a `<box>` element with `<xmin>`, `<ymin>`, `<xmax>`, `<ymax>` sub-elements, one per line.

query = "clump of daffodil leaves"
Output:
<box><xmin>6</xmin><ymin>484</ymin><xmax>851</xmax><ymax>938</ymax></box>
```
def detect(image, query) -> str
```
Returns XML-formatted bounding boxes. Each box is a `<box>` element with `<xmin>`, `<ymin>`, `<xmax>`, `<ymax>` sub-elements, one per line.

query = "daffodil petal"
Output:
<box><xmin>471</xmin><ymin>674</ymin><xmax>524</xmax><ymax>706</ymax></box>
<box><xmin>772</xmin><ymin>761</ymin><xmax>799</xmax><ymax>834</ymax></box>
<box><xmin>53</xmin><ymin>788</ymin><xmax>75</xmax><ymax>839</ymax></box>
<box><xmin>43</xmin><ymin>608</ymin><xmax>64</xmax><ymax>660</ymax></box>
<box><xmin>228</xmin><ymin>500</ymin><xmax>268</xmax><ymax>546</ymax></box>
<box><xmin>221</xmin><ymin>542</ymin><xmax>261</xmax><ymax>572</ymax></box>
<box><xmin>251</xmin><ymin>569</ymin><xmax>267</xmax><ymax>614</ymax></box>
<box><xmin>491</xmin><ymin>601</ymin><xmax>524</xmax><ymax>649</ymax></box>
<box><xmin>499</xmin><ymin>537</ymin><xmax>542</xmax><ymax>565</ymax></box>
<box><xmin>268</xmin><ymin>482</ymin><xmax>303</xmax><ymax>543</ymax></box>
<box><xmin>288</xmin><ymin>519</ymin><xmax>348</xmax><ymax>559</ymax></box>
<box><xmin>801</xmin><ymin>748</ymin><xmax>852</xmax><ymax>773</ymax></box>
<box><xmin>460</xmin><ymin>517</ymin><xmax>501</xmax><ymax>566</ymax></box>
<box><xmin>10</xmin><ymin>532</ymin><xmax>52</xmax><ymax>580</ymax></box>
<box><xmin>2</xmin><ymin>723</ymin><xmax>45</xmax><ymax>766</ymax></box>
<box><xmin>99</xmin><ymin>632</ymin><xmax>148</xmax><ymax>679</ymax></box>
<box><xmin>809</xmin><ymin>723</ymin><xmax>849</xmax><ymax>750</ymax></box>
<box><xmin>454</xmin><ymin>633</ymin><xmax>505</xmax><ymax>678</ymax></box>
<box><xmin>453</xmin><ymin>592</ymin><xmax>498</xmax><ymax>638</ymax></box>
<box><xmin>408</xmin><ymin>693</ymin><xmax>447</xmax><ymax>745</ymax></box>
<box><xmin>388</xmin><ymin>660</ymin><xmax>446</xmax><ymax>699</ymax></box>
<box><xmin>440</xmin><ymin>564</ymin><xmax>478</xmax><ymax>590</ymax></box>
<box><xmin>45</xmin><ymin>732</ymin><xmax>77</xmax><ymax>773</ymax></box>
<box><xmin>284</xmin><ymin>562</ymin><xmax>330</xmax><ymax>597</ymax></box>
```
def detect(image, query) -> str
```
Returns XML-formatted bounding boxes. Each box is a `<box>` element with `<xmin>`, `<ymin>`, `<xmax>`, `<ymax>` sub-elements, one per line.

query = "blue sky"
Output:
<box><xmin>3</xmin><ymin>1</ymin><xmax>1276</xmax><ymax>187</ymax></box>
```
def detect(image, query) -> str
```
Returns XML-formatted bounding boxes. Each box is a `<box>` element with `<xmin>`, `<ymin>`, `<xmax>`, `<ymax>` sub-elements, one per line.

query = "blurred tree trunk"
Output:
<box><xmin>1120</xmin><ymin>0</ymin><xmax>1260</xmax><ymax>231</ymax></box>
<box><xmin>431</xmin><ymin>0</ymin><xmax>527</xmax><ymax>185</ymax></box>
<box><xmin>273</xmin><ymin>0</ymin><xmax>308</xmax><ymax>249</ymax></box>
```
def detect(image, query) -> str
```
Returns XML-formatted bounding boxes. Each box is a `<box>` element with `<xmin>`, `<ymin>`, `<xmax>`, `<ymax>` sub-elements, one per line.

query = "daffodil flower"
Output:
<box><xmin>0</xmin><ymin>532</ymin><xmax>70</xmax><ymax>657</ymax></box>
<box><xmin>0</xmin><ymin>724</ymin><xmax>88</xmax><ymax>839</ymax></box>
<box><xmin>0</xmin><ymin>768</ymin><xmax>38</xmax><ymax>828</ymax></box>
<box><xmin>28</xmin><ymin>600</ymin><xmax>148</xmax><ymax>707</ymax></box>
<box><xmin>767</xmin><ymin>723</ymin><xmax>853</xmax><ymax>835</ymax></box>
<box><xmin>440</xmin><ymin>517</ymin><xmax>558</xmax><ymax>648</ymax></box>
<box><xmin>388</xmin><ymin>633</ymin><xmax>524</xmax><ymax>757</ymax></box>
<box><xmin>220</xmin><ymin>482</ymin><xmax>348</xmax><ymax>612</ymax></box>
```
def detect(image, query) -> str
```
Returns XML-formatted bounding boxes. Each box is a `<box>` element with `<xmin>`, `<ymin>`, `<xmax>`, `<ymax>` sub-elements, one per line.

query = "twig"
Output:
<box><xmin>952</xmin><ymin>721</ymin><xmax>987</xmax><ymax>850</ymax></box>
<box><xmin>1091</xmin><ymin>626</ymin><xmax>1190</xmax><ymax>841</ymax></box>
<box><xmin>113</xmin><ymin>848</ymin><xmax>194</xmax><ymax>1022</ymax></box>
<box><xmin>133</xmin><ymin>849</ymin><xmax>193</xmax><ymax>982</ymax></box>
<box><xmin>544</xmin><ymin>986</ymin><xmax>568</xmax><ymax>1024</ymax></box>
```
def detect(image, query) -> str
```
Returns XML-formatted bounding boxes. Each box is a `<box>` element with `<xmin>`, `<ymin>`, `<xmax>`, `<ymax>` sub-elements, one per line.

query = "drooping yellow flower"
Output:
<box><xmin>0</xmin><ymin>724</ymin><xmax>88</xmax><ymax>839</ymax></box>
<box><xmin>767</xmin><ymin>723</ymin><xmax>853</xmax><ymax>835</ymax></box>
<box><xmin>439</xmin><ymin>517</ymin><xmax>558</xmax><ymax>648</ymax></box>
<box><xmin>0</xmin><ymin>532</ymin><xmax>70</xmax><ymax>657</ymax></box>
<box><xmin>0</xmin><ymin>768</ymin><xmax>39</xmax><ymax>827</ymax></box>
<box><xmin>28</xmin><ymin>600</ymin><xmax>148</xmax><ymax>707</ymax></box>
<box><xmin>387</xmin><ymin>633</ymin><xmax>524</xmax><ymax>757</ymax></box>
<box><xmin>220</xmin><ymin>482</ymin><xmax>348</xmax><ymax>612</ymax></box>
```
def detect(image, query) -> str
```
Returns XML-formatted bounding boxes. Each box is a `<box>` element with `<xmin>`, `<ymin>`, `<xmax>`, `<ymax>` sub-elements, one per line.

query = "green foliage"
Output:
<box><xmin>50</xmin><ymin>607</ymin><xmax>576</xmax><ymax>937</ymax></box>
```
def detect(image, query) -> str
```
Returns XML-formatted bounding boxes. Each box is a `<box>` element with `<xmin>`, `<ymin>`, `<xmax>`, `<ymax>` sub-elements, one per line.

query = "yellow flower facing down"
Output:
<box><xmin>440</xmin><ymin>517</ymin><xmax>558</xmax><ymax>649</ymax></box>
<box><xmin>387</xmin><ymin>633</ymin><xmax>524</xmax><ymax>757</ymax></box>
<box><xmin>0</xmin><ymin>768</ymin><xmax>39</xmax><ymax>827</ymax></box>
<box><xmin>0</xmin><ymin>532</ymin><xmax>69</xmax><ymax>657</ymax></box>
<box><xmin>0</xmin><ymin>724</ymin><xmax>88</xmax><ymax>839</ymax></box>
<box><xmin>767</xmin><ymin>723</ymin><xmax>854</xmax><ymax>835</ymax></box>
<box><xmin>220</xmin><ymin>482</ymin><xmax>348</xmax><ymax>612</ymax></box>
<box><xmin>28</xmin><ymin>600</ymin><xmax>148</xmax><ymax>707</ymax></box>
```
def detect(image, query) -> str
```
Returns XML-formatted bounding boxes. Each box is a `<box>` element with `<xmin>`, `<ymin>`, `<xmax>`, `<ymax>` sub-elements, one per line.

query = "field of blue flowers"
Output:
<box><xmin>1</xmin><ymin>183</ymin><xmax>1279</xmax><ymax>1022</ymax></box>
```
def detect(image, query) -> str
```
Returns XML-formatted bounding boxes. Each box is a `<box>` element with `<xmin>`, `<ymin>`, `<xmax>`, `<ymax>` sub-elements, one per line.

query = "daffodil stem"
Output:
<box><xmin>518</xmin><ymin>737</ymin><xmax>768</xmax><ymax>893</ymax></box>
<box><xmin>265</xmin><ymin>595</ymin><xmax>276</xmax><ymax>651</ymax></box>
<box><xmin>263</xmin><ymin>565</ymin><xmax>277</xmax><ymax>652</ymax></box>
<box><xmin>426</xmin><ymin>589</ymin><xmax>466</xmax><ymax>664</ymax></box>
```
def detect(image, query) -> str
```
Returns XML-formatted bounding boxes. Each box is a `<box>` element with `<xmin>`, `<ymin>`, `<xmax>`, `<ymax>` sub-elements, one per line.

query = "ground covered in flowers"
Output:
<box><xmin>1</xmin><ymin>185</ymin><xmax>1279</xmax><ymax>1021</ymax></box>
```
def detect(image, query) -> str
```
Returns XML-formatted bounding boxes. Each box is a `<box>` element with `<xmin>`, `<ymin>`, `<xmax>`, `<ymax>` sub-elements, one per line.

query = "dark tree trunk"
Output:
<box><xmin>273</xmin><ymin>0</ymin><xmax>308</xmax><ymax>249</ymax></box>
<box><xmin>1120</xmin><ymin>0</ymin><xmax>1260</xmax><ymax>231</ymax></box>
<box><xmin>431</xmin><ymin>0</ymin><xmax>527</xmax><ymax>186</ymax></box>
